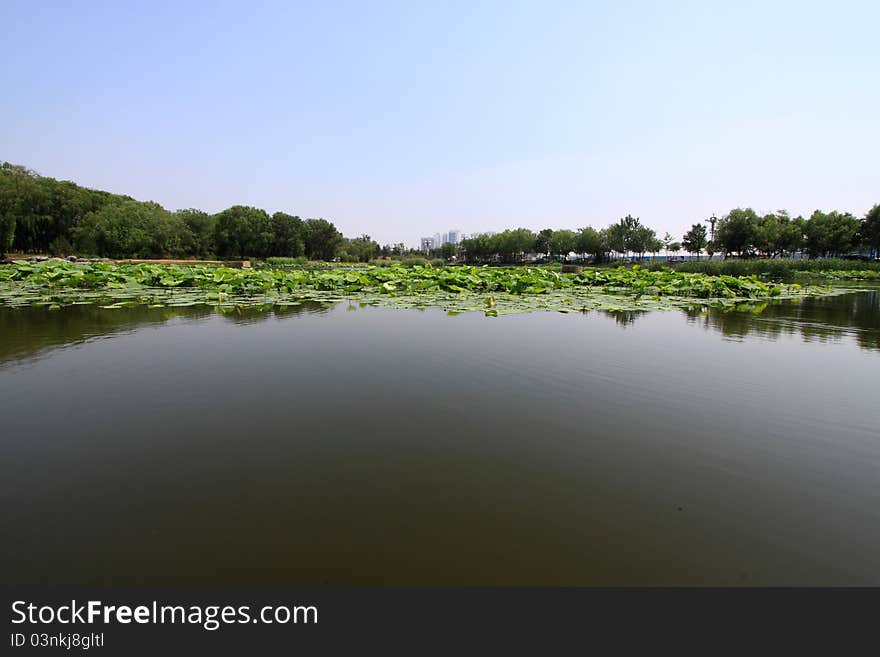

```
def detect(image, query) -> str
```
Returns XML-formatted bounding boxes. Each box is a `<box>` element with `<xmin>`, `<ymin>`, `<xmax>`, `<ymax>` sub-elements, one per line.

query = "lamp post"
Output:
<box><xmin>704</xmin><ymin>213</ymin><xmax>717</xmax><ymax>260</ymax></box>
<box><xmin>705</xmin><ymin>213</ymin><xmax>717</xmax><ymax>242</ymax></box>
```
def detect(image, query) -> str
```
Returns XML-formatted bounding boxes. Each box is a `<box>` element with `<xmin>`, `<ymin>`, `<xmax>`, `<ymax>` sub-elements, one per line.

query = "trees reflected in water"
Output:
<box><xmin>593</xmin><ymin>290</ymin><xmax>879</xmax><ymax>352</ymax></box>
<box><xmin>684</xmin><ymin>290</ymin><xmax>879</xmax><ymax>352</ymax></box>
<box><xmin>1</xmin><ymin>291</ymin><xmax>877</xmax><ymax>368</ymax></box>
<box><xmin>601</xmin><ymin>310</ymin><xmax>648</xmax><ymax>327</ymax></box>
<box><xmin>0</xmin><ymin>301</ymin><xmax>330</xmax><ymax>367</ymax></box>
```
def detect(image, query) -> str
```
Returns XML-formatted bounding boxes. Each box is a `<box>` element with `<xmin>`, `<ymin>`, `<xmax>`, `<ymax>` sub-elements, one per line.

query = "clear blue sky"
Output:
<box><xmin>2</xmin><ymin>0</ymin><xmax>878</xmax><ymax>246</ymax></box>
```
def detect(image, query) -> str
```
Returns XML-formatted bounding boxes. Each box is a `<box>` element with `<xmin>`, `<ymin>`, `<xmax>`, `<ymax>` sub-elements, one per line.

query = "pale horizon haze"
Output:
<box><xmin>2</xmin><ymin>0</ymin><xmax>878</xmax><ymax>246</ymax></box>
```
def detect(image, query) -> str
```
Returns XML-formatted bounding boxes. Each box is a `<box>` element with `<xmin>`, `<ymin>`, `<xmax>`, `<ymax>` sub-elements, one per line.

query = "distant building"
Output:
<box><xmin>420</xmin><ymin>237</ymin><xmax>436</xmax><ymax>253</ymax></box>
<box><xmin>426</xmin><ymin>228</ymin><xmax>473</xmax><ymax>247</ymax></box>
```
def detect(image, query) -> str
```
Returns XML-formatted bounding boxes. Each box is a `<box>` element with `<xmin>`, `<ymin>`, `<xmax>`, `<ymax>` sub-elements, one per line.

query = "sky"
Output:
<box><xmin>2</xmin><ymin>0</ymin><xmax>878</xmax><ymax>246</ymax></box>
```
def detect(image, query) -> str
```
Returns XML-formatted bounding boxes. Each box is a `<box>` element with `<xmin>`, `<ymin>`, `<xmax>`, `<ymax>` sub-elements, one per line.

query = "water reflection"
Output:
<box><xmin>0</xmin><ymin>301</ymin><xmax>330</xmax><ymax>367</ymax></box>
<box><xmin>684</xmin><ymin>289</ymin><xmax>879</xmax><ymax>351</ymax></box>
<box><xmin>2</xmin><ymin>290</ymin><xmax>878</xmax><ymax>586</ymax></box>
<box><xmin>214</xmin><ymin>302</ymin><xmax>331</xmax><ymax>326</ymax></box>
<box><xmin>0</xmin><ymin>290</ymin><xmax>878</xmax><ymax>369</ymax></box>
<box><xmin>601</xmin><ymin>309</ymin><xmax>648</xmax><ymax>327</ymax></box>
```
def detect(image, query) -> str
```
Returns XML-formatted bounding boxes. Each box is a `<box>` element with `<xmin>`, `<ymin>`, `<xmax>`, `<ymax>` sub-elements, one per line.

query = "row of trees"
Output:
<box><xmin>0</xmin><ymin>163</ymin><xmax>371</xmax><ymax>261</ymax></box>
<box><xmin>3</xmin><ymin>163</ymin><xmax>878</xmax><ymax>262</ymax></box>
<box><xmin>457</xmin><ymin>217</ymin><xmax>691</xmax><ymax>263</ymax></box>
<box><xmin>712</xmin><ymin>208</ymin><xmax>879</xmax><ymax>259</ymax></box>
<box><xmin>455</xmin><ymin>207</ymin><xmax>880</xmax><ymax>263</ymax></box>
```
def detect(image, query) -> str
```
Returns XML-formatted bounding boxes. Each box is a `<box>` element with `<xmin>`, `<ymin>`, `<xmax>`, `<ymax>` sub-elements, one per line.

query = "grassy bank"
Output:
<box><xmin>643</xmin><ymin>258</ymin><xmax>880</xmax><ymax>279</ymax></box>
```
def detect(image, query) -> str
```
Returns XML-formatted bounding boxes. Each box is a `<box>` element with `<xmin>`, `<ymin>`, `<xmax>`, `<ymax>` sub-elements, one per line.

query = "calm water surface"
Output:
<box><xmin>2</xmin><ymin>290</ymin><xmax>878</xmax><ymax>585</ymax></box>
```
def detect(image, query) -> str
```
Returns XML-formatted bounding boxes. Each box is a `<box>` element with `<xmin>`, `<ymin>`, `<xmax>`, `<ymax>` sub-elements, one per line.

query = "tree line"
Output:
<box><xmin>2</xmin><ymin>162</ymin><xmax>878</xmax><ymax>262</ymax></box>
<box><xmin>456</xmin><ymin>207</ymin><xmax>879</xmax><ymax>263</ymax></box>
<box><xmin>0</xmin><ymin>163</ymin><xmax>386</xmax><ymax>261</ymax></box>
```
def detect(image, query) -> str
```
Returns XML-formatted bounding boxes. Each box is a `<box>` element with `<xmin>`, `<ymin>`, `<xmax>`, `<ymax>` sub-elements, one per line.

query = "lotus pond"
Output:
<box><xmin>0</xmin><ymin>260</ymin><xmax>857</xmax><ymax>315</ymax></box>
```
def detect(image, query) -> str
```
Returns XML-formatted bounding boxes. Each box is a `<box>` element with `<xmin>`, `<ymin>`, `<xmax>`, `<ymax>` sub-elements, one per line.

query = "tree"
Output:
<box><xmin>604</xmin><ymin>222</ymin><xmax>627</xmax><ymax>259</ymax></box>
<box><xmin>534</xmin><ymin>229</ymin><xmax>553</xmax><ymax>256</ymax></box>
<box><xmin>214</xmin><ymin>205</ymin><xmax>273</xmax><ymax>258</ymax></box>
<box><xmin>491</xmin><ymin>228</ymin><xmax>535</xmax><ymax>262</ymax></box>
<box><xmin>621</xmin><ymin>214</ymin><xmax>643</xmax><ymax>255</ymax></box>
<box><xmin>862</xmin><ymin>204</ymin><xmax>880</xmax><ymax>256</ymax></box>
<box><xmin>628</xmin><ymin>225</ymin><xmax>656</xmax><ymax>259</ymax></box>
<box><xmin>715</xmin><ymin>208</ymin><xmax>759</xmax><ymax>257</ymax></box>
<box><xmin>270</xmin><ymin>212</ymin><xmax>304</xmax><ymax>258</ymax></box>
<box><xmin>302</xmin><ymin>218</ymin><xmax>343</xmax><ymax>261</ymax></box>
<box><xmin>1</xmin><ymin>163</ymin><xmax>114</xmax><ymax>255</ymax></box>
<box><xmin>0</xmin><ymin>171</ymin><xmax>18</xmax><ymax>257</ymax></box>
<box><xmin>176</xmin><ymin>209</ymin><xmax>216</xmax><ymax>257</ymax></box>
<box><xmin>804</xmin><ymin>210</ymin><xmax>860</xmax><ymax>258</ymax></box>
<box><xmin>460</xmin><ymin>234</ymin><xmax>490</xmax><ymax>263</ymax></box>
<box><xmin>575</xmin><ymin>226</ymin><xmax>604</xmax><ymax>260</ymax></box>
<box><xmin>681</xmin><ymin>223</ymin><xmax>708</xmax><ymax>258</ymax></box>
<box><xmin>549</xmin><ymin>229</ymin><xmax>577</xmax><ymax>261</ymax></box>
<box><xmin>339</xmin><ymin>234</ymin><xmax>379</xmax><ymax>262</ymax></box>
<box><xmin>0</xmin><ymin>209</ymin><xmax>13</xmax><ymax>258</ymax></box>
<box><xmin>662</xmin><ymin>232</ymin><xmax>673</xmax><ymax>254</ymax></box>
<box><xmin>669</xmin><ymin>242</ymin><xmax>682</xmax><ymax>257</ymax></box>
<box><xmin>754</xmin><ymin>211</ymin><xmax>804</xmax><ymax>258</ymax></box>
<box><xmin>778</xmin><ymin>213</ymin><xmax>805</xmax><ymax>256</ymax></box>
<box><xmin>73</xmin><ymin>200</ymin><xmax>182</xmax><ymax>258</ymax></box>
<box><xmin>438</xmin><ymin>242</ymin><xmax>457</xmax><ymax>260</ymax></box>
<box><xmin>596</xmin><ymin>214</ymin><xmax>643</xmax><ymax>260</ymax></box>
<box><xmin>759</xmin><ymin>211</ymin><xmax>807</xmax><ymax>257</ymax></box>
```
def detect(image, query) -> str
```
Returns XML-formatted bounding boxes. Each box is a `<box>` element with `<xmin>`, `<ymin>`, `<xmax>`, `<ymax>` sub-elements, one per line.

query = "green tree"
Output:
<box><xmin>0</xmin><ymin>210</ymin><xmax>13</xmax><ymax>257</ymax></box>
<box><xmin>302</xmin><ymin>218</ymin><xmax>344</xmax><ymax>260</ymax></box>
<box><xmin>534</xmin><ymin>229</ymin><xmax>553</xmax><ymax>256</ymax></box>
<box><xmin>575</xmin><ymin>226</ymin><xmax>604</xmax><ymax>260</ymax></box>
<box><xmin>804</xmin><ymin>210</ymin><xmax>860</xmax><ymax>258</ymax></box>
<box><xmin>549</xmin><ymin>229</ymin><xmax>577</xmax><ymax>261</ymax></box>
<box><xmin>460</xmin><ymin>234</ymin><xmax>492</xmax><ymax>263</ymax></box>
<box><xmin>270</xmin><ymin>212</ymin><xmax>305</xmax><ymax>258</ymax></box>
<box><xmin>176</xmin><ymin>209</ymin><xmax>216</xmax><ymax>257</ymax></box>
<box><xmin>862</xmin><ymin>204</ymin><xmax>880</xmax><ymax>256</ymax></box>
<box><xmin>436</xmin><ymin>242</ymin><xmax>457</xmax><ymax>260</ymax></box>
<box><xmin>605</xmin><ymin>222</ymin><xmax>627</xmax><ymax>259</ymax></box>
<box><xmin>628</xmin><ymin>225</ymin><xmax>656</xmax><ymax>258</ymax></box>
<box><xmin>339</xmin><ymin>234</ymin><xmax>379</xmax><ymax>262</ymax></box>
<box><xmin>0</xmin><ymin>169</ymin><xmax>20</xmax><ymax>257</ymax></box>
<box><xmin>491</xmin><ymin>228</ymin><xmax>535</xmax><ymax>262</ymax></box>
<box><xmin>778</xmin><ymin>213</ymin><xmax>805</xmax><ymax>256</ymax></box>
<box><xmin>715</xmin><ymin>208</ymin><xmax>759</xmax><ymax>257</ymax></box>
<box><xmin>73</xmin><ymin>200</ymin><xmax>179</xmax><ymax>258</ymax></box>
<box><xmin>759</xmin><ymin>211</ymin><xmax>806</xmax><ymax>258</ymax></box>
<box><xmin>681</xmin><ymin>223</ymin><xmax>708</xmax><ymax>258</ymax></box>
<box><xmin>214</xmin><ymin>205</ymin><xmax>273</xmax><ymax>258</ymax></box>
<box><xmin>620</xmin><ymin>214</ymin><xmax>642</xmax><ymax>255</ymax></box>
<box><xmin>706</xmin><ymin>240</ymin><xmax>716</xmax><ymax>260</ymax></box>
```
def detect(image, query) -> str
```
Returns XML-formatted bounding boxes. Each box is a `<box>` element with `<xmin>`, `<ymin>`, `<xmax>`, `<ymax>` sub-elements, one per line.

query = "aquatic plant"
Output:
<box><xmin>0</xmin><ymin>260</ymin><xmax>857</xmax><ymax>316</ymax></box>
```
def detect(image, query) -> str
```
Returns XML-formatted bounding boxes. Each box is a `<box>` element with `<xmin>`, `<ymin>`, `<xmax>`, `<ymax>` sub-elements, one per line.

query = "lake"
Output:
<box><xmin>2</xmin><ymin>289</ymin><xmax>878</xmax><ymax>585</ymax></box>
